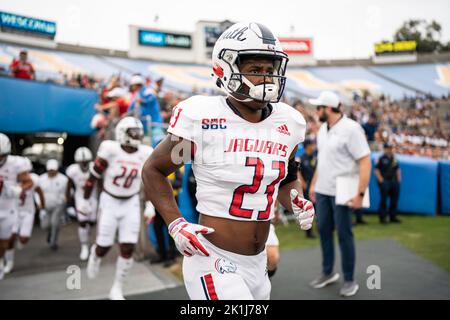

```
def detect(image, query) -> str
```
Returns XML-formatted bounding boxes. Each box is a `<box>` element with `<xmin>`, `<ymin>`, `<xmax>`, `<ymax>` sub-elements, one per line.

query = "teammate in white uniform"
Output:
<box><xmin>82</xmin><ymin>117</ymin><xmax>153</xmax><ymax>300</ymax></box>
<box><xmin>66</xmin><ymin>147</ymin><xmax>98</xmax><ymax>261</ymax></box>
<box><xmin>0</xmin><ymin>133</ymin><xmax>33</xmax><ymax>280</ymax></box>
<box><xmin>142</xmin><ymin>22</ymin><xmax>315</xmax><ymax>300</ymax></box>
<box><xmin>4</xmin><ymin>172</ymin><xmax>45</xmax><ymax>274</ymax></box>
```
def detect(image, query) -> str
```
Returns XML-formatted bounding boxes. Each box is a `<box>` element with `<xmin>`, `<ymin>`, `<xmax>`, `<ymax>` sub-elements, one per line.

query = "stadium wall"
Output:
<box><xmin>0</xmin><ymin>76</ymin><xmax>97</xmax><ymax>135</ymax></box>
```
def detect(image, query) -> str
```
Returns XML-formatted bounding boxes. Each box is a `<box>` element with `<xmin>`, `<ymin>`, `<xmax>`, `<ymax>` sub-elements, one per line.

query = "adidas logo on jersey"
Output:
<box><xmin>276</xmin><ymin>124</ymin><xmax>291</xmax><ymax>136</ymax></box>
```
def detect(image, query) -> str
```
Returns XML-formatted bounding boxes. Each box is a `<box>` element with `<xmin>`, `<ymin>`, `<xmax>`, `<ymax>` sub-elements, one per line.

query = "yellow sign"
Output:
<box><xmin>374</xmin><ymin>41</ymin><xmax>417</xmax><ymax>54</ymax></box>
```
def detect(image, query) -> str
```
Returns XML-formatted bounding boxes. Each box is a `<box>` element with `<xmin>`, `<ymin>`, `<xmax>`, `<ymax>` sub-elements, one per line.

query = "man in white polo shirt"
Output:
<box><xmin>38</xmin><ymin>159</ymin><xmax>68</xmax><ymax>251</ymax></box>
<box><xmin>308</xmin><ymin>91</ymin><xmax>371</xmax><ymax>297</ymax></box>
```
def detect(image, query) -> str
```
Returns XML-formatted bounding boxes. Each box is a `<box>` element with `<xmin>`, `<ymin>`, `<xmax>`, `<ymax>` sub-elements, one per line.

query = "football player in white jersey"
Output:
<box><xmin>66</xmin><ymin>147</ymin><xmax>98</xmax><ymax>261</ymax></box>
<box><xmin>0</xmin><ymin>133</ymin><xmax>33</xmax><ymax>280</ymax></box>
<box><xmin>81</xmin><ymin>117</ymin><xmax>153</xmax><ymax>300</ymax></box>
<box><xmin>4</xmin><ymin>172</ymin><xmax>45</xmax><ymax>274</ymax></box>
<box><xmin>142</xmin><ymin>22</ymin><xmax>315</xmax><ymax>300</ymax></box>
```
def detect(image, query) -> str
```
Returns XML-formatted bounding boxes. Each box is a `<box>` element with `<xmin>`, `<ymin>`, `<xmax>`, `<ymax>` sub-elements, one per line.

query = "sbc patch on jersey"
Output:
<box><xmin>202</xmin><ymin>118</ymin><xmax>227</xmax><ymax>130</ymax></box>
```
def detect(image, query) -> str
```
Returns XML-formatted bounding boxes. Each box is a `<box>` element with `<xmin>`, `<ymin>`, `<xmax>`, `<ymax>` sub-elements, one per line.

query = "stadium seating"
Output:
<box><xmin>369</xmin><ymin>64</ymin><xmax>450</xmax><ymax>98</ymax></box>
<box><xmin>304</xmin><ymin>66</ymin><xmax>417</xmax><ymax>100</ymax></box>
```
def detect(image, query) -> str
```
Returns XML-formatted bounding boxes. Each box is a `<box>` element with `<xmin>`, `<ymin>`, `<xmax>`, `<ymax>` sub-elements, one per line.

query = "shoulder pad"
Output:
<box><xmin>175</xmin><ymin>95</ymin><xmax>220</xmax><ymax>120</ymax></box>
<box><xmin>276</xmin><ymin>102</ymin><xmax>306</xmax><ymax>126</ymax></box>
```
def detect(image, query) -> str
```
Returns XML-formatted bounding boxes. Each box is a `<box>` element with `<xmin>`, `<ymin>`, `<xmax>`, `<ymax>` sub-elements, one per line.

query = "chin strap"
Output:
<box><xmin>226</xmin><ymin>76</ymin><xmax>279</xmax><ymax>103</ymax></box>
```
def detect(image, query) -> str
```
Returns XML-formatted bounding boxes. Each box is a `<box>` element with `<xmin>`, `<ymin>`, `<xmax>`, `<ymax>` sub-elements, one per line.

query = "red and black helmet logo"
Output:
<box><xmin>213</xmin><ymin>63</ymin><xmax>224</xmax><ymax>78</ymax></box>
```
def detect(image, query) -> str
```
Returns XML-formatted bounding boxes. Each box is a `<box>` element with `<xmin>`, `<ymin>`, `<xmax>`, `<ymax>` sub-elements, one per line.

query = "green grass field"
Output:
<box><xmin>276</xmin><ymin>213</ymin><xmax>450</xmax><ymax>273</ymax></box>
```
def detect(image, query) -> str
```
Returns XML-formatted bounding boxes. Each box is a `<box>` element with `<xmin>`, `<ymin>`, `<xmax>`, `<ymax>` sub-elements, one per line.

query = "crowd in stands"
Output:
<box><xmin>59</xmin><ymin>72</ymin><xmax>102</xmax><ymax>89</ymax></box>
<box><xmin>351</xmin><ymin>93</ymin><xmax>450</xmax><ymax>160</ymax></box>
<box><xmin>290</xmin><ymin>93</ymin><xmax>450</xmax><ymax>161</ymax></box>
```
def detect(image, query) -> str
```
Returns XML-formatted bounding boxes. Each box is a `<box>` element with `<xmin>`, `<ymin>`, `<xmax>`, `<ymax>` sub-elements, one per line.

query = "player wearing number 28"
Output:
<box><xmin>81</xmin><ymin>116</ymin><xmax>153</xmax><ymax>300</ymax></box>
<box><xmin>142</xmin><ymin>22</ymin><xmax>315</xmax><ymax>300</ymax></box>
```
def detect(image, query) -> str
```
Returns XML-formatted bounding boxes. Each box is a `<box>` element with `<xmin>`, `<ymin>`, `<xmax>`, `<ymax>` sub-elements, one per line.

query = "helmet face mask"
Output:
<box><xmin>227</xmin><ymin>71</ymin><xmax>287</xmax><ymax>103</ymax></box>
<box><xmin>79</xmin><ymin>161</ymin><xmax>90</xmax><ymax>172</ymax></box>
<box><xmin>126</xmin><ymin>128</ymin><xmax>144</xmax><ymax>141</ymax></box>
<box><xmin>212</xmin><ymin>22</ymin><xmax>289</xmax><ymax>103</ymax></box>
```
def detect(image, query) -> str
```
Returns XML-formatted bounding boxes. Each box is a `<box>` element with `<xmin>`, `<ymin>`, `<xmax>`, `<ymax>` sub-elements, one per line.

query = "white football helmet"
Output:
<box><xmin>74</xmin><ymin>147</ymin><xmax>93</xmax><ymax>163</ymax></box>
<box><xmin>0</xmin><ymin>133</ymin><xmax>11</xmax><ymax>166</ymax></box>
<box><xmin>115</xmin><ymin>117</ymin><xmax>144</xmax><ymax>148</ymax></box>
<box><xmin>212</xmin><ymin>22</ymin><xmax>289</xmax><ymax>103</ymax></box>
<box><xmin>0</xmin><ymin>133</ymin><xmax>11</xmax><ymax>155</ymax></box>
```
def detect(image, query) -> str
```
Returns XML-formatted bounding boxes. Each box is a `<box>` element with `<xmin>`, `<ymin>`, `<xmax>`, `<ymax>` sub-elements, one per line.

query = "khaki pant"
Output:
<box><xmin>41</xmin><ymin>204</ymin><xmax>65</xmax><ymax>247</ymax></box>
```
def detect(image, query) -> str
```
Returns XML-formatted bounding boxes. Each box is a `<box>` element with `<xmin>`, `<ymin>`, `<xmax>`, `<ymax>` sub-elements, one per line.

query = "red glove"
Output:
<box><xmin>290</xmin><ymin>189</ymin><xmax>315</xmax><ymax>230</ymax></box>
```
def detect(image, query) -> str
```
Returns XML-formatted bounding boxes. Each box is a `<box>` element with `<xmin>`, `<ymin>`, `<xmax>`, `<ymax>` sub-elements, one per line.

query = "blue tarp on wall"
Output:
<box><xmin>0</xmin><ymin>77</ymin><xmax>97</xmax><ymax>135</ymax></box>
<box><xmin>368</xmin><ymin>153</ymin><xmax>438</xmax><ymax>216</ymax></box>
<box><xmin>438</xmin><ymin>161</ymin><xmax>450</xmax><ymax>215</ymax></box>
